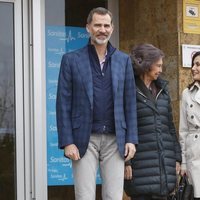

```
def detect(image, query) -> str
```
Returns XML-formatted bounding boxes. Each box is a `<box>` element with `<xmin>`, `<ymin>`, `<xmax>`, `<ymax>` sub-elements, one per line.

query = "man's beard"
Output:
<box><xmin>90</xmin><ymin>34</ymin><xmax>111</xmax><ymax>45</ymax></box>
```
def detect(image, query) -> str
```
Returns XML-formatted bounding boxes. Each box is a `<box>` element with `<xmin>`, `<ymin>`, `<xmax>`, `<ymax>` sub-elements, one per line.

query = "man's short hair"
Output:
<box><xmin>87</xmin><ymin>7</ymin><xmax>113</xmax><ymax>25</ymax></box>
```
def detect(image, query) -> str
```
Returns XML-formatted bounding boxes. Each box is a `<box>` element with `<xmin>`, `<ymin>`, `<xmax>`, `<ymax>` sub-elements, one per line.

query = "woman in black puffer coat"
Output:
<box><xmin>124</xmin><ymin>44</ymin><xmax>182</xmax><ymax>200</ymax></box>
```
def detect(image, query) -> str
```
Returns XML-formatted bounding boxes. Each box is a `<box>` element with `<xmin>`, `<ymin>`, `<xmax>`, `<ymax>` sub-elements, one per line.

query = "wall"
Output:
<box><xmin>119</xmin><ymin>1</ymin><xmax>187</xmax><ymax>199</ymax></box>
<box><xmin>178</xmin><ymin>0</ymin><xmax>200</xmax><ymax>95</ymax></box>
<box><xmin>119</xmin><ymin>0</ymin><xmax>179</xmax><ymax>132</ymax></box>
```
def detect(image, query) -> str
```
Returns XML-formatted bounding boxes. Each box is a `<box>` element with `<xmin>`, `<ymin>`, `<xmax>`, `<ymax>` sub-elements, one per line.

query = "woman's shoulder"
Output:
<box><xmin>182</xmin><ymin>87</ymin><xmax>189</xmax><ymax>94</ymax></box>
<box><xmin>181</xmin><ymin>87</ymin><xmax>191</xmax><ymax>102</ymax></box>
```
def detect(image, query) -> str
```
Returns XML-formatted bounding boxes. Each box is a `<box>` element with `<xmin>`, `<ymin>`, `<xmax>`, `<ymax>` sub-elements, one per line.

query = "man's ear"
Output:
<box><xmin>86</xmin><ymin>25</ymin><xmax>89</xmax><ymax>33</ymax></box>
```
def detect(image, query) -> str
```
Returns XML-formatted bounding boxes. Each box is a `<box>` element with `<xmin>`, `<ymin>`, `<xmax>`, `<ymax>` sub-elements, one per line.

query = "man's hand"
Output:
<box><xmin>124</xmin><ymin>143</ymin><xmax>136</xmax><ymax>162</ymax></box>
<box><xmin>124</xmin><ymin>165</ymin><xmax>133</xmax><ymax>180</ymax></box>
<box><xmin>64</xmin><ymin>144</ymin><xmax>80</xmax><ymax>161</ymax></box>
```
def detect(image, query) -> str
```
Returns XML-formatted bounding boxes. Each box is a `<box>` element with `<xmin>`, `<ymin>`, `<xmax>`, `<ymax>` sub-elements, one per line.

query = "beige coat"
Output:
<box><xmin>179</xmin><ymin>82</ymin><xmax>200</xmax><ymax>198</ymax></box>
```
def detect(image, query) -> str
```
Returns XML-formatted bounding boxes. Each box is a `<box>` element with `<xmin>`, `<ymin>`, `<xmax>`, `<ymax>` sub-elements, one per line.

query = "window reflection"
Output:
<box><xmin>0</xmin><ymin>2</ymin><xmax>16</xmax><ymax>200</ymax></box>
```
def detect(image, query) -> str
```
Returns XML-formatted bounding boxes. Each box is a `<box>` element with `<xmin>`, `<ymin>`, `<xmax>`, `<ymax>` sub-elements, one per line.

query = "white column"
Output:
<box><xmin>31</xmin><ymin>0</ymin><xmax>47</xmax><ymax>199</ymax></box>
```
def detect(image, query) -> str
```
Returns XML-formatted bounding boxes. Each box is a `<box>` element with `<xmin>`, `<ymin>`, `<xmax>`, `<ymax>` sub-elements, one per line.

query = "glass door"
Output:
<box><xmin>0</xmin><ymin>2</ymin><xmax>16</xmax><ymax>199</ymax></box>
<box><xmin>1</xmin><ymin>1</ymin><xmax>48</xmax><ymax>199</ymax></box>
<box><xmin>45</xmin><ymin>1</ymin><xmax>118</xmax><ymax>199</ymax></box>
<box><xmin>0</xmin><ymin>1</ymin><xmax>25</xmax><ymax>200</ymax></box>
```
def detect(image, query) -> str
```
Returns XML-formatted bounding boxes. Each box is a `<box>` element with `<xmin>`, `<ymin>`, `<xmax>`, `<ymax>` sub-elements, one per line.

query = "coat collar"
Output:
<box><xmin>189</xmin><ymin>81</ymin><xmax>200</xmax><ymax>104</ymax></box>
<box><xmin>189</xmin><ymin>81</ymin><xmax>200</xmax><ymax>91</ymax></box>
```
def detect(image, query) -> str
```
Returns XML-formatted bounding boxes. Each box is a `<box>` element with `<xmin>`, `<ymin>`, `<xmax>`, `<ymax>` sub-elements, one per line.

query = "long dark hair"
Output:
<box><xmin>188</xmin><ymin>51</ymin><xmax>200</xmax><ymax>89</ymax></box>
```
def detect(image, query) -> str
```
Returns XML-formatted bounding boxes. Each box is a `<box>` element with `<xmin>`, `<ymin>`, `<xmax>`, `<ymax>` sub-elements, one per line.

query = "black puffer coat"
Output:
<box><xmin>125</xmin><ymin>77</ymin><xmax>182</xmax><ymax>196</ymax></box>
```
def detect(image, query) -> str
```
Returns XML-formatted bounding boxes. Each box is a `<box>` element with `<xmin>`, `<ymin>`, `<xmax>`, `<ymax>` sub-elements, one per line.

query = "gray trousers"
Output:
<box><xmin>72</xmin><ymin>133</ymin><xmax>124</xmax><ymax>200</ymax></box>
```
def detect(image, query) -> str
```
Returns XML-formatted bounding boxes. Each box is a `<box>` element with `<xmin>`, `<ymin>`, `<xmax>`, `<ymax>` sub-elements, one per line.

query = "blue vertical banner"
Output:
<box><xmin>45</xmin><ymin>26</ymin><xmax>90</xmax><ymax>185</ymax></box>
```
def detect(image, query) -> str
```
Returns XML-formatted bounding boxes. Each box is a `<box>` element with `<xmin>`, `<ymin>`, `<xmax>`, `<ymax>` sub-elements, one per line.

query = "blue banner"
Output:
<box><xmin>46</xmin><ymin>26</ymin><xmax>101</xmax><ymax>185</ymax></box>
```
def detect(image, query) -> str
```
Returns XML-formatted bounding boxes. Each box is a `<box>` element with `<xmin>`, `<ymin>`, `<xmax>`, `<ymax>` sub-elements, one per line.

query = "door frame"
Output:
<box><xmin>30</xmin><ymin>0</ymin><xmax>47</xmax><ymax>199</ymax></box>
<box><xmin>1</xmin><ymin>0</ymin><xmax>119</xmax><ymax>199</ymax></box>
<box><xmin>14</xmin><ymin>0</ymin><xmax>25</xmax><ymax>198</ymax></box>
<box><xmin>33</xmin><ymin>0</ymin><xmax>119</xmax><ymax>198</ymax></box>
<box><xmin>22</xmin><ymin>0</ymin><xmax>47</xmax><ymax>199</ymax></box>
<box><xmin>33</xmin><ymin>0</ymin><xmax>118</xmax><ymax>199</ymax></box>
<box><xmin>0</xmin><ymin>0</ymin><xmax>24</xmax><ymax>199</ymax></box>
<box><xmin>0</xmin><ymin>0</ymin><xmax>47</xmax><ymax>199</ymax></box>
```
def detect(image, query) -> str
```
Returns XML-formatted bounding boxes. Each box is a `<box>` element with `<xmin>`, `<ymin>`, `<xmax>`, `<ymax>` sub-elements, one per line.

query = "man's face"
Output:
<box><xmin>86</xmin><ymin>13</ymin><xmax>114</xmax><ymax>45</ymax></box>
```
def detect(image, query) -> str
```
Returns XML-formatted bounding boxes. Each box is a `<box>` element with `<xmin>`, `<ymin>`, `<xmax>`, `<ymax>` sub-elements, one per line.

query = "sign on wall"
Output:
<box><xmin>183</xmin><ymin>0</ymin><xmax>200</xmax><ymax>34</ymax></box>
<box><xmin>45</xmin><ymin>26</ymin><xmax>90</xmax><ymax>185</ymax></box>
<box><xmin>182</xmin><ymin>44</ymin><xmax>200</xmax><ymax>67</ymax></box>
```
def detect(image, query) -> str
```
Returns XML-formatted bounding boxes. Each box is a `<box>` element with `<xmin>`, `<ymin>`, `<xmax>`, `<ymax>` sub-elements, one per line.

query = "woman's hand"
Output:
<box><xmin>180</xmin><ymin>169</ymin><xmax>187</xmax><ymax>176</ymax></box>
<box><xmin>176</xmin><ymin>162</ymin><xmax>181</xmax><ymax>175</ymax></box>
<box><xmin>124</xmin><ymin>165</ymin><xmax>133</xmax><ymax>180</ymax></box>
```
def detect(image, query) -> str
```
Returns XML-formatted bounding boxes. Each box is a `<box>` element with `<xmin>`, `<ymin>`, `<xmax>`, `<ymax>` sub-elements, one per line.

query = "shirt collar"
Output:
<box><xmin>100</xmin><ymin>50</ymin><xmax>107</xmax><ymax>64</ymax></box>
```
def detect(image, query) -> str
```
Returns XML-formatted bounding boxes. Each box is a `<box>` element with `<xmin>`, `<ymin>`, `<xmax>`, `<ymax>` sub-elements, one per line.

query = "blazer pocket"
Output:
<box><xmin>72</xmin><ymin>116</ymin><xmax>81</xmax><ymax>129</ymax></box>
<box><xmin>121</xmin><ymin>121</ymin><xmax>127</xmax><ymax>129</ymax></box>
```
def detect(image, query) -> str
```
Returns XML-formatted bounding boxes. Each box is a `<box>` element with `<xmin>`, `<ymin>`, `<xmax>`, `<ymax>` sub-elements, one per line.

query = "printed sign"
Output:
<box><xmin>183</xmin><ymin>0</ymin><xmax>200</xmax><ymax>34</ymax></box>
<box><xmin>182</xmin><ymin>44</ymin><xmax>200</xmax><ymax>67</ymax></box>
<box><xmin>46</xmin><ymin>26</ymin><xmax>91</xmax><ymax>185</ymax></box>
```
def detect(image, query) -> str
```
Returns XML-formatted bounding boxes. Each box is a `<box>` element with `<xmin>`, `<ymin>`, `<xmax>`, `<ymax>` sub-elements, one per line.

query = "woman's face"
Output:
<box><xmin>146</xmin><ymin>58</ymin><xmax>163</xmax><ymax>81</ymax></box>
<box><xmin>192</xmin><ymin>55</ymin><xmax>200</xmax><ymax>81</ymax></box>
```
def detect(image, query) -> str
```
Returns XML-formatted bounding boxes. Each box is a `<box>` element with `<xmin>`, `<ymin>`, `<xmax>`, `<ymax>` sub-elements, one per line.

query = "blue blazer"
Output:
<box><xmin>56</xmin><ymin>45</ymin><xmax>138</xmax><ymax>158</ymax></box>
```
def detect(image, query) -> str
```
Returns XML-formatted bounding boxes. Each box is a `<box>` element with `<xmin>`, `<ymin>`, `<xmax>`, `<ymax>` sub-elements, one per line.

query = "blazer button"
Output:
<box><xmin>195</xmin><ymin>135</ymin><xmax>198</xmax><ymax>138</ymax></box>
<box><xmin>191</xmin><ymin>115</ymin><xmax>194</xmax><ymax>119</ymax></box>
<box><xmin>195</xmin><ymin>125</ymin><xmax>199</xmax><ymax>129</ymax></box>
<box><xmin>190</xmin><ymin>104</ymin><xmax>193</xmax><ymax>108</ymax></box>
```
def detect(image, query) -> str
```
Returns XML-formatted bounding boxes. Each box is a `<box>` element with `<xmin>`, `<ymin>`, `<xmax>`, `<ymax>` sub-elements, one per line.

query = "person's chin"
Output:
<box><xmin>193</xmin><ymin>77</ymin><xmax>200</xmax><ymax>81</ymax></box>
<box><xmin>95</xmin><ymin>38</ymin><xmax>108</xmax><ymax>45</ymax></box>
<box><xmin>154</xmin><ymin>76</ymin><xmax>158</xmax><ymax>80</ymax></box>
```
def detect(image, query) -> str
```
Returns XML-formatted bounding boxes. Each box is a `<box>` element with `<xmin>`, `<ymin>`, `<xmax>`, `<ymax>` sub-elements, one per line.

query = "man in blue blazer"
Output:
<box><xmin>56</xmin><ymin>7</ymin><xmax>138</xmax><ymax>200</ymax></box>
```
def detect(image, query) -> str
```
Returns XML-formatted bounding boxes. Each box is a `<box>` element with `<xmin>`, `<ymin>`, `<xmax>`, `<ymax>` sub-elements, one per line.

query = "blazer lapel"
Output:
<box><xmin>111</xmin><ymin>57</ymin><xmax>120</xmax><ymax>100</ymax></box>
<box><xmin>76</xmin><ymin>49</ymin><xmax>93</xmax><ymax>108</ymax></box>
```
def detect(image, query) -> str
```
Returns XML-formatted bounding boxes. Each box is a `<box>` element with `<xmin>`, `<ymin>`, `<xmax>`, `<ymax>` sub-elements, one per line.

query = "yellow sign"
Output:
<box><xmin>183</xmin><ymin>0</ymin><xmax>200</xmax><ymax>34</ymax></box>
